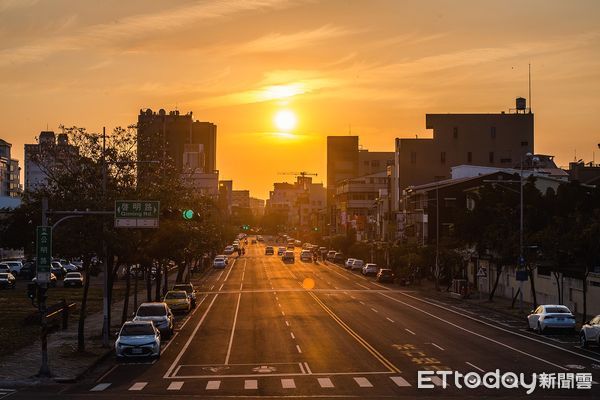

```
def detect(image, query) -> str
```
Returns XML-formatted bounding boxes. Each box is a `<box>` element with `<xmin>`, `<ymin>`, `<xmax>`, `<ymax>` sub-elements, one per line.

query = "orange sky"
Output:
<box><xmin>1</xmin><ymin>0</ymin><xmax>600</xmax><ymax>199</ymax></box>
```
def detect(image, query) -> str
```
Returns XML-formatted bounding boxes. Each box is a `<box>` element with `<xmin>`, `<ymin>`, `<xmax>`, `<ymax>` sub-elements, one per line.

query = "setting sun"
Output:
<box><xmin>274</xmin><ymin>110</ymin><xmax>297</xmax><ymax>131</ymax></box>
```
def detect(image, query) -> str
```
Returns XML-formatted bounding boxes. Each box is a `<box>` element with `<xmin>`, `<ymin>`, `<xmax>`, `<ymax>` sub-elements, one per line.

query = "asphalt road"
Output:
<box><xmin>11</xmin><ymin>240</ymin><xmax>600</xmax><ymax>399</ymax></box>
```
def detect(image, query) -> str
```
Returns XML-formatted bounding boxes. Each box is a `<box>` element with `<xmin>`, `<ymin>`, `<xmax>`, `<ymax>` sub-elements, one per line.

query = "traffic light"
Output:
<box><xmin>182</xmin><ymin>209</ymin><xmax>194</xmax><ymax>220</ymax></box>
<box><xmin>240</xmin><ymin>224</ymin><xmax>250</xmax><ymax>231</ymax></box>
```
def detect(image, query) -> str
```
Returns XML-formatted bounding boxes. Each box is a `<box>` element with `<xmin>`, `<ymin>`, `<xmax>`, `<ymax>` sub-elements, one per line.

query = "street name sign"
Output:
<box><xmin>36</xmin><ymin>226</ymin><xmax>51</xmax><ymax>283</ymax></box>
<box><xmin>115</xmin><ymin>200</ymin><xmax>160</xmax><ymax>228</ymax></box>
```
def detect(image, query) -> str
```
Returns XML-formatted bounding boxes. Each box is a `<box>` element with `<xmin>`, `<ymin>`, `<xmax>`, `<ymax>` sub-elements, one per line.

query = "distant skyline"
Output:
<box><xmin>2</xmin><ymin>0</ymin><xmax>600</xmax><ymax>199</ymax></box>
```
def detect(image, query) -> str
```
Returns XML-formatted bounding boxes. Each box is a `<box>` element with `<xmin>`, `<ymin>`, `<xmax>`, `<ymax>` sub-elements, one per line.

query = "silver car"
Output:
<box><xmin>115</xmin><ymin>321</ymin><xmax>161</xmax><ymax>359</ymax></box>
<box><xmin>362</xmin><ymin>263</ymin><xmax>378</xmax><ymax>276</ymax></box>
<box><xmin>527</xmin><ymin>305</ymin><xmax>576</xmax><ymax>334</ymax></box>
<box><xmin>580</xmin><ymin>315</ymin><xmax>600</xmax><ymax>348</ymax></box>
<box><xmin>133</xmin><ymin>302</ymin><xmax>174</xmax><ymax>338</ymax></box>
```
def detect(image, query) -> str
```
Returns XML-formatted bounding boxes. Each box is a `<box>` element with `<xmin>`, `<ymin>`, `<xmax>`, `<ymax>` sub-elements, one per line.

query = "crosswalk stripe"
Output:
<box><xmin>90</xmin><ymin>383</ymin><xmax>111</xmax><ymax>392</ymax></box>
<box><xmin>167</xmin><ymin>381</ymin><xmax>184</xmax><ymax>390</ymax></box>
<box><xmin>390</xmin><ymin>376</ymin><xmax>411</xmax><ymax>387</ymax></box>
<box><xmin>354</xmin><ymin>377</ymin><xmax>373</xmax><ymax>387</ymax></box>
<box><xmin>244</xmin><ymin>379</ymin><xmax>258</xmax><ymax>389</ymax></box>
<box><xmin>317</xmin><ymin>378</ymin><xmax>334</xmax><ymax>388</ymax></box>
<box><xmin>206</xmin><ymin>380</ymin><xmax>221</xmax><ymax>390</ymax></box>
<box><xmin>128</xmin><ymin>382</ymin><xmax>147</xmax><ymax>391</ymax></box>
<box><xmin>281</xmin><ymin>378</ymin><xmax>296</xmax><ymax>389</ymax></box>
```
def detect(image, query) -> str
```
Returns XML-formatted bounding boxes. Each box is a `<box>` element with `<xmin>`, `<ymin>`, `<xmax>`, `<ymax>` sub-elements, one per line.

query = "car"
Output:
<box><xmin>172</xmin><ymin>283</ymin><xmax>197</xmax><ymax>308</ymax></box>
<box><xmin>63</xmin><ymin>272</ymin><xmax>84</xmax><ymax>287</ymax></box>
<box><xmin>115</xmin><ymin>321</ymin><xmax>161</xmax><ymax>360</ymax></box>
<box><xmin>580</xmin><ymin>315</ymin><xmax>600</xmax><ymax>348</ymax></box>
<box><xmin>300</xmin><ymin>250</ymin><xmax>312</xmax><ymax>262</ymax></box>
<box><xmin>376</xmin><ymin>269</ymin><xmax>395</xmax><ymax>283</ymax></box>
<box><xmin>326</xmin><ymin>251</ymin><xmax>337</xmax><ymax>261</ymax></box>
<box><xmin>251</xmin><ymin>239</ymin><xmax>257</xmax><ymax>244</ymax></box>
<box><xmin>62</xmin><ymin>263</ymin><xmax>79</xmax><ymax>273</ymax></box>
<box><xmin>362</xmin><ymin>263</ymin><xmax>378</xmax><ymax>276</ymax></box>
<box><xmin>32</xmin><ymin>273</ymin><xmax>57</xmax><ymax>287</ymax></box>
<box><xmin>232</xmin><ymin>242</ymin><xmax>239</xmax><ymax>251</ymax></box>
<box><xmin>0</xmin><ymin>272</ymin><xmax>16</xmax><ymax>289</ymax></box>
<box><xmin>265</xmin><ymin>246</ymin><xmax>274</xmax><ymax>255</ymax></box>
<box><xmin>282</xmin><ymin>250</ymin><xmax>295</xmax><ymax>263</ymax></box>
<box><xmin>213</xmin><ymin>256</ymin><xmax>227</xmax><ymax>269</ymax></box>
<box><xmin>350</xmin><ymin>259</ymin><xmax>364</xmax><ymax>270</ymax></box>
<box><xmin>70</xmin><ymin>261</ymin><xmax>84</xmax><ymax>271</ymax></box>
<box><xmin>50</xmin><ymin>261</ymin><xmax>67</xmax><ymax>279</ymax></box>
<box><xmin>257</xmin><ymin>235</ymin><xmax>264</xmax><ymax>242</ymax></box>
<box><xmin>133</xmin><ymin>302</ymin><xmax>174</xmax><ymax>338</ymax></box>
<box><xmin>223</xmin><ymin>246</ymin><xmax>235</xmax><ymax>255</ymax></box>
<box><xmin>345</xmin><ymin>258</ymin><xmax>356</xmax><ymax>269</ymax></box>
<box><xmin>277</xmin><ymin>247</ymin><xmax>286</xmax><ymax>256</ymax></box>
<box><xmin>19</xmin><ymin>262</ymin><xmax>36</xmax><ymax>280</ymax></box>
<box><xmin>333</xmin><ymin>252</ymin><xmax>345</xmax><ymax>264</ymax></box>
<box><xmin>527</xmin><ymin>305</ymin><xmax>577</xmax><ymax>334</ymax></box>
<box><xmin>163</xmin><ymin>290</ymin><xmax>191</xmax><ymax>314</ymax></box>
<box><xmin>0</xmin><ymin>260</ymin><xmax>23</xmax><ymax>276</ymax></box>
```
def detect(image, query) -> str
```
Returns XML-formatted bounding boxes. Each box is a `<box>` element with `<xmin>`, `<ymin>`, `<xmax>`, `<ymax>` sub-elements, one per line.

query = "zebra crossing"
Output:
<box><xmin>89</xmin><ymin>374</ymin><xmax>441</xmax><ymax>393</ymax></box>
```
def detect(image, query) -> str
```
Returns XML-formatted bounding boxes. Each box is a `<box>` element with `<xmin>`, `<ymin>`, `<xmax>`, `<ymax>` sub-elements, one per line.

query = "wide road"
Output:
<box><xmin>15</xmin><ymin>238</ymin><xmax>600</xmax><ymax>399</ymax></box>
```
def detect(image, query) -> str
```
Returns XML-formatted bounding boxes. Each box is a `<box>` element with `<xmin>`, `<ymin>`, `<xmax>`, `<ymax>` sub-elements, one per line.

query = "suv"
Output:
<box><xmin>133</xmin><ymin>302</ymin><xmax>174</xmax><ymax>338</ymax></box>
<box><xmin>362</xmin><ymin>263</ymin><xmax>378</xmax><ymax>276</ymax></box>
<box><xmin>333</xmin><ymin>252</ymin><xmax>345</xmax><ymax>264</ymax></box>
<box><xmin>376</xmin><ymin>269</ymin><xmax>395</xmax><ymax>283</ymax></box>
<box><xmin>282</xmin><ymin>251</ymin><xmax>295</xmax><ymax>263</ymax></box>
<box><xmin>350</xmin><ymin>259</ymin><xmax>364</xmax><ymax>270</ymax></box>
<box><xmin>265</xmin><ymin>246</ymin><xmax>274</xmax><ymax>255</ymax></box>
<box><xmin>172</xmin><ymin>283</ymin><xmax>197</xmax><ymax>308</ymax></box>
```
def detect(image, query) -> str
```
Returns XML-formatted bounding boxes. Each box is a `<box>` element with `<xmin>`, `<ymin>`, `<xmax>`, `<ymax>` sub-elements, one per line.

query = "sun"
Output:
<box><xmin>274</xmin><ymin>110</ymin><xmax>297</xmax><ymax>131</ymax></box>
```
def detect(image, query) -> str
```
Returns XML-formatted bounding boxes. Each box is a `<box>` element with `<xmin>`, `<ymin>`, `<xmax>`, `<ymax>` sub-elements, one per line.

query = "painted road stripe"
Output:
<box><xmin>304</xmin><ymin>362</ymin><xmax>312</xmax><ymax>374</ymax></box>
<box><xmin>386</xmin><ymin>317</ymin><xmax>395</xmax><ymax>323</ymax></box>
<box><xmin>430</xmin><ymin>342</ymin><xmax>445</xmax><ymax>351</ymax></box>
<box><xmin>354</xmin><ymin>377</ymin><xmax>373</xmax><ymax>387</ymax></box>
<box><xmin>390</xmin><ymin>376</ymin><xmax>412</xmax><ymax>387</ymax></box>
<box><xmin>405</xmin><ymin>328</ymin><xmax>416</xmax><ymax>335</ymax></box>
<box><xmin>90</xmin><ymin>383</ymin><xmax>111</xmax><ymax>392</ymax></box>
<box><xmin>466</xmin><ymin>361</ymin><xmax>485</xmax><ymax>372</ymax></box>
<box><xmin>206</xmin><ymin>380</ymin><xmax>221</xmax><ymax>390</ymax></box>
<box><xmin>318</xmin><ymin>378</ymin><xmax>334</xmax><ymax>388</ymax></box>
<box><xmin>281</xmin><ymin>378</ymin><xmax>296</xmax><ymax>389</ymax></box>
<box><xmin>128</xmin><ymin>382</ymin><xmax>147</xmax><ymax>391</ymax></box>
<box><xmin>285</xmin><ymin>320</ymin><xmax>290</xmax><ymax>326</ymax></box>
<box><xmin>290</xmin><ymin>332</ymin><xmax>295</xmax><ymax>339</ymax></box>
<box><xmin>167</xmin><ymin>381</ymin><xmax>184</xmax><ymax>390</ymax></box>
<box><xmin>224</xmin><ymin>292</ymin><xmax>242</xmax><ymax>365</ymax></box>
<box><xmin>244</xmin><ymin>379</ymin><xmax>258</xmax><ymax>389</ymax></box>
<box><xmin>371</xmin><ymin>308</ymin><xmax>378</xmax><ymax>313</ymax></box>
<box><xmin>296</xmin><ymin>344</ymin><xmax>302</xmax><ymax>353</ymax></box>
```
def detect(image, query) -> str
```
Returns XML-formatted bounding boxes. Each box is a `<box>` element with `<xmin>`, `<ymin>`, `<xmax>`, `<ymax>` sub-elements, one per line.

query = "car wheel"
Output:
<box><xmin>580</xmin><ymin>333</ymin><xmax>588</xmax><ymax>348</ymax></box>
<box><xmin>537</xmin><ymin>322</ymin><xmax>545</xmax><ymax>334</ymax></box>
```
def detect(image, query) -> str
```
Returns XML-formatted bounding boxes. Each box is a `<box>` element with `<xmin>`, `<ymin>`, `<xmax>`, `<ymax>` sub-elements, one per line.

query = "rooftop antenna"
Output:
<box><xmin>528</xmin><ymin>63</ymin><xmax>532</xmax><ymax>113</ymax></box>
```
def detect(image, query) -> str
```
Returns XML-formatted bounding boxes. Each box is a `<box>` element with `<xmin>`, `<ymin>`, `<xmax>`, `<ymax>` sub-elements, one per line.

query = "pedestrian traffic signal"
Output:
<box><xmin>182</xmin><ymin>209</ymin><xmax>194</xmax><ymax>220</ymax></box>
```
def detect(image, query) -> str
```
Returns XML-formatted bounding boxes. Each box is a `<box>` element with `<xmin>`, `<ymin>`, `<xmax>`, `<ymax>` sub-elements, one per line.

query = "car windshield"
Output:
<box><xmin>120</xmin><ymin>324</ymin><xmax>155</xmax><ymax>336</ymax></box>
<box><xmin>165</xmin><ymin>292</ymin><xmax>187</xmax><ymax>299</ymax></box>
<box><xmin>545</xmin><ymin>307</ymin><xmax>571</xmax><ymax>314</ymax></box>
<box><xmin>173</xmin><ymin>285</ymin><xmax>192</xmax><ymax>293</ymax></box>
<box><xmin>137</xmin><ymin>304</ymin><xmax>166</xmax><ymax>316</ymax></box>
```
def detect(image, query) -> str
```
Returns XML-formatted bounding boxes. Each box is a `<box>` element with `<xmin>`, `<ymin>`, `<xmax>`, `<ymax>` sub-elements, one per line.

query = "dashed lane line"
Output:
<box><xmin>128</xmin><ymin>382</ymin><xmax>147</xmax><ymax>391</ymax></box>
<box><xmin>167</xmin><ymin>381</ymin><xmax>184</xmax><ymax>390</ymax></box>
<box><xmin>466</xmin><ymin>361</ymin><xmax>485</xmax><ymax>372</ymax></box>
<box><xmin>296</xmin><ymin>345</ymin><xmax>303</xmax><ymax>353</ymax></box>
<box><xmin>386</xmin><ymin>317</ymin><xmax>395</xmax><ymax>323</ymax></box>
<box><xmin>430</xmin><ymin>342</ymin><xmax>445</xmax><ymax>351</ymax></box>
<box><xmin>390</xmin><ymin>376</ymin><xmax>411</xmax><ymax>387</ymax></box>
<box><xmin>354</xmin><ymin>377</ymin><xmax>373</xmax><ymax>387</ymax></box>
<box><xmin>206</xmin><ymin>380</ymin><xmax>221</xmax><ymax>390</ymax></box>
<box><xmin>281</xmin><ymin>378</ymin><xmax>296</xmax><ymax>389</ymax></box>
<box><xmin>90</xmin><ymin>383</ymin><xmax>111</xmax><ymax>392</ymax></box>
<box><xmin>318</xmin><ymin>378</ymin><xmax>334</xmax><ymax>388</ymax></box>
<box><xmin>405</xmin><ymin>328</ymin><xmax>416</xmax><ymax>335</ymax></box>
<box><xmin>244</xmin><ymin>380</ymin><xmax>258</xmax><ymax>390</ymax></box>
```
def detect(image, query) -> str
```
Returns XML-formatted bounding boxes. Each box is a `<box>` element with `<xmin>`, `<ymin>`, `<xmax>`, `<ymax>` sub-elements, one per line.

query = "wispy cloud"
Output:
<box><xmin>0</xmin><ymin>0</ymin><xmax>39</xmax><ymax>13</ymax></box>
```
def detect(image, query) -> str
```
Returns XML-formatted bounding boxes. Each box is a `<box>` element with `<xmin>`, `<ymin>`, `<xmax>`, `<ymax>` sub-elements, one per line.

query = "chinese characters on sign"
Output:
<box><xmin>114</xmin><ymin>200</ymin><xmax>160</xmax><ymax>228</ymax></box>
<box><xmin>36</xmin><ymin>226</ymin><xmax>52</xmax><ymax>283</ymax></box>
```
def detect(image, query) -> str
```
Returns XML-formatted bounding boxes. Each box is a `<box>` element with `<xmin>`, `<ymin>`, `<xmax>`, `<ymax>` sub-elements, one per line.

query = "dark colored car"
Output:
<box><xmin>265</xmin><ymin>246</ymin><xmax>274</xmax><ymax>255</ymax></box>
<box><xmin>0</xmin><ymin>272</ymin><xmax>16</xmax><ymax>289</ymax></box>
<box><xmin>333</xmin><ymin>252</ymin><xmax>345</xmax><ymax>264</ymax></box>
<box><xmin>376</xmin><ymin>269</ymin><xmax>395</xmax><ymax>283</ymax></box>
<box><xmin>19</xmin><ymin>262</ymin><xmax>36</xmax><ymax>280</ymax></box>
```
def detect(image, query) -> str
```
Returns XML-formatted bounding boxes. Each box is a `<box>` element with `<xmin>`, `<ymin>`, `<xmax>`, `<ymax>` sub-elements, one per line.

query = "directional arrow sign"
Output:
<box><xmin>115</xmin><ymin>200</ymin><xmax>160</xmax><ymax>228</ymax></box>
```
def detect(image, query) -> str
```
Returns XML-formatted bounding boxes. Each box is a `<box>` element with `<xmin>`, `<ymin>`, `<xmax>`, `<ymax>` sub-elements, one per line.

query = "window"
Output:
<box><xmin>500</xmin><ymin>158</ymin><xmax>512</xmax><ymax>164</ymax></box>
<box><xmin>489</xmin><ymin>152</ymin><xmax>494</xmax><ymax>163</ymax></box>
<box><xmin>453</xmin><ymin>127</ymin><xmax>458</xmax><ymax>139</ymax></box>
<box><xmin>491</xmin><ymin>126</ymin><xmax>496</xmax><ymax>139</ymax></box>
<box><xmin>467</xmin><ymin>152</ymin><xmax>472</xmax><ymax>163</ymax></box>
<box><xmin>440</xmin><ymin>152</ymin><xmax>446</xmax><ymax>164</ymax></box>
<box><xmin>521</xmin><ymin>141</ymin><xmax>529</xmax><ymax>147</ymax></box>
<box><xmin>410</xmin><ymin>152</ymin><xmax>417</xmax><ymax>164</ymax></box>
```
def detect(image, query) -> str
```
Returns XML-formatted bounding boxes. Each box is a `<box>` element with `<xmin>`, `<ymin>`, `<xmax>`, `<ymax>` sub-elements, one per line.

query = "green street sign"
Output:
<box><xmin>36</xmin><ymin>226</ymin><xmax>52</xmax><ymax>283</ymax></box>
<box><xmin>115</xmin><ymin>200</ymin><xmax>160</xmax><ymax>228</ymax></box>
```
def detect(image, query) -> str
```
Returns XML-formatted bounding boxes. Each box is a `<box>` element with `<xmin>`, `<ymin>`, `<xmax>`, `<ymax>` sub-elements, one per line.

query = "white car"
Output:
<box><xmin>63</xmin><ymin>272</ymin><xmax>84</xmax><ymax>287</ymax></box>
<box><xmin>115</xmin><ymin>321</ymin><xmax>161</xmax><ymax>360</ymax></box>
<box><xmin>580</xmin><ymin>315</ymin><xmax>600</xmax><ymax>348</ymax></box>
<box><xmin>223</xmin><ymin>246</ymin><xmax>234</xmax><ymax>255</ymax></box>
<box><xmin>0</xmin><ymin>260</ymin><xmax>23</xmax><ymax>276</ymax></box>
<box><xmin>213</xmin><ymin>256</ymin><xmax>226</xmax><ymax>269</ymax></box>
<box><xmin>345</xmin><ymin>258</ymin><xmax>356</xmax><ymax>269</ymax></box>
<box><xmin>362</xmin><ymin>263</ymin><xmax>378</xmax><ymax>276</ymax></box>
<box><xmin>350</xmin><ymin>259</ymin><xmax>364</xmax><ymax>271</ymax></box>
<box><xmin>527</xmin><ymin>305</ymin><xmax>576</xmax><ymax>334</ymax></box>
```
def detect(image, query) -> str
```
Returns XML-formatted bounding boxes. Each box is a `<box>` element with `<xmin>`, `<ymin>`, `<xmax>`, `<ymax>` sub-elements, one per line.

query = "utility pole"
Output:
<box><xmin>435</xmin><ymin>180</ymin><xmax>440</xmax><ymax>291</ymax></box>
<box><xmin>38</xmin><ymin>198</ymin><xmax>50</xmax><ymax>377</ymax></box>
<box><xmin>519</xmin><ymin>157</ymin><xmax>525</xmax><ymax>312</ymax></box>
<box><xmin>101</xmin><ymin>127</ymin><xmax>109</xmax><ymax>347</ymax></box>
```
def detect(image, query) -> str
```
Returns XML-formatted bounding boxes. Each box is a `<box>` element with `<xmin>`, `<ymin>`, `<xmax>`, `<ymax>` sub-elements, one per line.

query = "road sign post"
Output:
<box><xmin>115</xmin><ymin>200</ymin><xmax>160</xmax><ymax>228</ymax></box>
<box><xmin>36</xmin><ymin>226</ymin><xmax>52</xmax><ymax>283</ymax></box>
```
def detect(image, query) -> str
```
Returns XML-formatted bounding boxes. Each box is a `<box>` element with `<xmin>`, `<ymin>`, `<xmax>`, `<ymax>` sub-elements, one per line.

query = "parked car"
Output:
<box><xmin>172</xmin><ymin>283</ymin><xmax>197</xmax><ymax>308</ymax></box>
<box><xmin>115</xmin><ymin>321</ymin><xmax>161</xmax><ymax>360</ymax></box>
<box><xmin>50</xmin><ymin>261</ymin><xmax>67</xmax><ymax>279</ymax></box>
<box><xmin>0</xmin><ymin>260</ymin><xmax>23</xmax><ymax>276</ymax></box>
<box><xmin>362</xmin><ymin>263</ymin><xmax>378</xmax><ymax>276</ymax></box>
<box><xmin>213</xmin><ymin>256</ymin><xmax>226</xmax><ymax>269</ymax></box>
<box><xmin>32</xmin><ymin>273</ymin><xmax>57</xmax><ymax>287</ymax></box>
<box><xmin>265</xmin><ymin>246</ymin><xmax>274</xmax><ymax>255</ymax></box>
<box><xmin>163</xmin><ymin>290</ymin><xmax>191</xmax><ymax>314</ymax></box>
<box><xmin>300</xmin><ymin>250</ymin><xmax>312</xmax><ymax>262</ymax></box>
<box><xmin>345</xmin><ymin>258</ymin><xmax>356</xmax><ymax>269</ymax></box>
<box><xmin>527</xmin><ymin>305</ymin><xmax>577</xmax><ymax>334</ymax></box>
<box><xmin>282</xmin><ymin>250</ymin><xmax>295</xmax><ymax>263</ymax></box>
<box><xmin>70</xmin><ymin>261</ymin><xmax>84</xmax><ymax>271</ymax></box>
<box><xmin>133</xmin><ymin>302</ymin><xmax>174</xmax><ymax>338</ymax></box>
<box><xmin>0</xmin><ymin>272</ymin><xmax>16</xmax><ymax>289</ymax></box>
<box><xmin>349</xmin><ymin>259</ymin><xmax>364</xmax><ymax>270</ymax></box>
<box><xmin>376</xmin><ymin>269</ymin><xmax>395</xmax><ymax>283</ymax></box>
<box><xmin>63</xmin><ymin>272</ymin><xmax>84</xmax><ymax>288</ymax></box>
<box><xmin>326</xmin><ymin>250</ymin><xmax>337</xmax><ymax>261</ymax></box>
<box><xmin>19</xmin><ymin>262</ymin><xmax>36</xmax><ymax>280</ymax></box>
<box><xmin>257</xmin><ymin>235</ymin><xmax>264</xmax><ymax>242</ymax></box>
<box><xmin>223</xmin><ymin>246</ymin><xmax>235</xmax><ymax>255</ymax></box>
<box><xmin>580</xmin><ymin>315</ymin><xmax>600</xmax><ymax>348</ymax></box>
<box><xmin>277</xmin><ymin>247</ymin><xmax>286</xmax><ymax>256</ymax></box>
<box><xmin>333</xmin><ymin>252</ymin><xmax>345</xmax><ymax>264</ymax></box>
<box><xmin>62</xmin><ymin>263</ymin><xmax>80</xmax><ymax>273</ymax></box>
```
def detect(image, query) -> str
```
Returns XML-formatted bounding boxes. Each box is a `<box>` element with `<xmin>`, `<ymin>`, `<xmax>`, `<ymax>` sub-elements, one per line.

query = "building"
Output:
<box><xmin>218</xmin><ymin>180</ymin><xmax>233</xmax><ymax>216</ymax></box>
<box><xmin>231</xmin><ymin>190</ymin><xmax>250</xmax><ymax>208</ymax></box>
<box><xmin>358</xmin><ymin>149</ymin><xmax>394</xmax><ymax>177</ymax></box>
<box><xmin>24</xmin><ymin>131</ymin><xmax>78</xmax><ymax>192</ymax></box>
<box><xmin>0</xmin><ymin>139</ymin><xmax>21</xmax><ymax>197</ymax></box>
<box><xmin>568</xmin><ymin>160</ymin><xmax>600</xmax><ymax>186</ymax></box>
<box><xmin>137</xmin><ymin>108</ymin><xmax>218</xmax><ymax>196</ymax></box>
<box><xmin>249</xmin><ymin>197</ymin><xmax>265</xmax><ymax>217</ymax></box>
<box><xmin>266</xmin><ymin>176</ymin><xmax>326</xmax><ymax>229</ymax></box>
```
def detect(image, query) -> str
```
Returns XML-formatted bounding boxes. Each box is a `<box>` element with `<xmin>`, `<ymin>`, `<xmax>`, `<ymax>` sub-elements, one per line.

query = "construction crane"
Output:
<box><xmin>278</xmin><ymin>171</ymin><xmax>318</xmax><ymax>179</ymax></box>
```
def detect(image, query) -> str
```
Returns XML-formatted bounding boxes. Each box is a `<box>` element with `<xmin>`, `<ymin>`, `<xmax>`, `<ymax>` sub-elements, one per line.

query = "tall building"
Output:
<box><xmin>231</xmin><ymin>190</ymin><xmax>250</xmax><ymax>208</ymax></box>
<box><xmin>24</xmin><ymin>131</ymin><xmax>78</xmax><ymax>192</ymax></box>
<box><xmin>0</xmin><ymin>139</ymin><xmax>21</xmax><ymax>197</ymax></box>
<box><xmin>266</xmin><ymin>176</ymin><xmax>326</xmax><ymax>228</ymax></box>
<box><xmin>249</xmin><ymin>197</ymin><xmax>265</xmax><ymax>217</ymax></box>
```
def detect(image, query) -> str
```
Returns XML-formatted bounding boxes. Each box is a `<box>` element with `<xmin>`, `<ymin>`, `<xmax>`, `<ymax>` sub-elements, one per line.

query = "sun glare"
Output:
<box><xmin>274</xmin><ymin>110</ymin><xmax>297</xmax><ymax>131</ymax></box>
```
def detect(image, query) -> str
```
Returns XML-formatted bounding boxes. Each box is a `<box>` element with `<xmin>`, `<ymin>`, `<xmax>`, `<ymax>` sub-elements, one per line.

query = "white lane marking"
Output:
<box><xmin>278</xmin><ymin>303</ymin><xmax>282</xmax><ymax>308</ymax></box>
<box><xmin>354</xmin><ymin>377</ymin><xmax>373</xmax><ymax>387</ymax></box>
<box><xmin>225</xmin><ymin>292</ymin><xmax>242</xmax><ymax>365</ymax></box>
<box><xmin>359</xmin><ymin>301</ymin><xmax>365</xmax><ymax>305</ymax></box>
<box><xmin>216</xmin><ymin>270</ymin><xmax>225</xmax><ymax>280</ymax></box>
<box><xmin>405</xmin><ymin>328</ymin><xmax>416</xmax><ymax>335</ymax></box>
<box><xmin>244</xmin><ymin>380</ymin><xmax>258</xmax><ymax>390</ymax></box>
<box><xmin>304</xmin><ymin>362</ymin><xmax>312</xmax><ymax>374</ymax></box>
<box><xmin>223</xmin><ymin>259</ymin><xmax>236</xmax><ymax>281</ymax></box>
<box><xmin>386</xmin><ymin>317</ymin><xmax>395</xmax><ymax>323</ymax></box>
<box><xmin>281</xmin><ymin>378</ymin><xmax>296</xmax><ymax>389</ymax></box>
<box><xmin>285</xmin><ymin>320</ymin><xmax>290</xmax><ymax>326</ymax></box>
<box><xmin>90</xmin><ymin>383</ymin><xmax>111</xmax><ymax>392</ymax></box>
<box><xmin>206</xmin><ymin>380</ymin><xmax>221</xmax><ymax>390</ymax></box>
<box><xmin>355</xmin><ymin>283</ymin><xmax>370</xmax><ymax>290</ymax></box>
<box><xmin>210</xmin><ymin>285</ymin><xmax>214</xmax><ymax>291</ymax></box>
<box><xmin>299</xmin><ymin>363</ymin><xmax>306</xmax><ymax>374</ymax></box>
<box><xmin>290</xmin><ymin>332</ymin><xmax>295</xmax><ymax>339</ymax></box>
<box><xmin>275</xmin><ymin>296</ymin><xmax>279</xmax><ymax>301</ymax></box>
<box><xmin>239</xmin><ymin>282</ymin><xmax>243</xmax><ymax>291</ymax></box>
<box><xmin>296</xmin><ymin>345</ymin><xmax>302</xmax><ymax>353</ymax></box>
<box><xmin>282</xmin><ymin>311</ymin><xmax>285</xmax><ymax>316</ymax></box>
<box><xmin>431</xmin><ymin>376</ymin><xmax>448</xmax><ymax>387</ymax></box>
<box><xmin>163</xmin><ymin>294</ymin><xmax>220</xmax><ymax>378</ymax></box>
<box><xmin>128</xmin><ymin>382</ymin><xmax>147</xmax><ymax>391</ymax></box>
<box><xmin>390</xmin><ymin>376</ymin><xmax>411</xmax><ymax>387</ymax></box>
<box><xmin>167</xmin><ymin>381</ymin><xmax>184</xmax><ymax>390</ymax></box>
<box><xmin>344</xmin><ymin>291</ymin><xmax>349</xmax><ymax>295</ymax></box>
<box><xmin>351</xmin><ymin>296</ymin><xmax>356</xmax><ymax>300</ymax></box>
<box><xmin>318</xmin><ymin>377</ymin><xmax>334</xmax><ymax>388</ymax></box>
<box><xmin>466</xmin><ymin>361</ymin><xmax>485</xmax><ymax>372</ymax></box>
<box><xmin>96</xmin><ymin>365</ymin><xmax>117</xmax><ymax>383</ymax></box>
<box><xmin>219</xmin><ymin>284</ymin><xmax>224</xmax><ymax>291</ymax></box>
<box><xmin>371</xmin><ymin>308</ymin><xmax>379</xmax><ymax>313</ymax></box>
<box><xmin>430</xmin><ymin>342</ymin><xmax>445</xmax><ymax>351</ymax></box>
<box><xmin>379</xmin><ymin>292</ymin><xmax>571</xmax><ymax>371</ymax></box>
